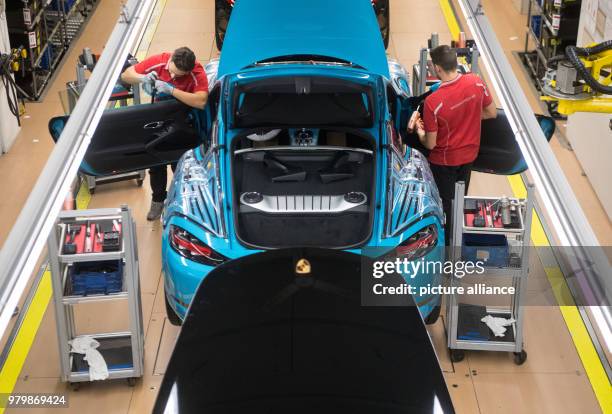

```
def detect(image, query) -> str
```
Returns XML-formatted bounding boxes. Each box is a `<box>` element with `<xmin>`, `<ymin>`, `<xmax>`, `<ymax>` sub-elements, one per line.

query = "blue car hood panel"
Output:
<box><xmin>218</xmin><ymin>0</ymin><xmax>389</xmax><ymax>78</ymax></box>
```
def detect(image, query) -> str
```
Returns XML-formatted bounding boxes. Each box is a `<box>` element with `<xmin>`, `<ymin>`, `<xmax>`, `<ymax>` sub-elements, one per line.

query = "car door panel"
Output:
<box><xmin>475</xmin><ymin>111</ymin><xmax>555</xmax><ymax>175</ymax></box>
<box><xmin>402</xmin><ymin>108</ymin><xmax>555</xmax><ymax>175</ymax></box>
<box><xmin>49</xmin><ymin>100</ymin><xmax>204</xmax><ymax>176</ymax></box>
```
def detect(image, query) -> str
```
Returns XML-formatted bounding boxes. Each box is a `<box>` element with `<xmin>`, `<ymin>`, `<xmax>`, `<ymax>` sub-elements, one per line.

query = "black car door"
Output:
<box><xmin>476</xmin><ymin>110</ymin><xmax>555</xmax><ymax>174</ymax></box>
<box><xmin>402</xmin><ymin>102</ymin><xmax>555</xmax><ymax>175</ymax></box>
<box><xmin>49</xmin><ymin>99</ymin><xmax>206</xmax><ymax>177</ymax></box>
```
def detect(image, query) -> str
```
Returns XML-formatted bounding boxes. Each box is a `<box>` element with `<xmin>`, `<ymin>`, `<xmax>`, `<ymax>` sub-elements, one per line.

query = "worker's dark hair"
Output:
<box><xmin>172</xmin><ymin>47</ymin><xmax>196</xmax><ymax>72</ymax></box>
<box><xmin>430</xmin><ymin>45</ymin><xmax>458</xmax><ymax>72</ymax></box>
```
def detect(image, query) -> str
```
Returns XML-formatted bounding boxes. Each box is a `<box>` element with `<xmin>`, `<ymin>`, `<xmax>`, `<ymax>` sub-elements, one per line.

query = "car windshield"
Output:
<box><xmin>246</xmin><ymin>54</ymin><xmax>366</xmax><ymax>69</ymax></box>
<box><xmin>230</xmin><ymin>75</ymin><xmax>375</xmax><ymax>129</ymax></box>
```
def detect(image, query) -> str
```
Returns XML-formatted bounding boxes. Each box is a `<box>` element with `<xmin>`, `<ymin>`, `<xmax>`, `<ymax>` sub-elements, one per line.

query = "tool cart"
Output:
<box><xmin>445</xmin><ymin>182</ymin><xmax>534</xmax><ymax>365</ymax></box>
<box><xmin>411</xmin><ymin>33</ymin><xmax>480</xmax><ymax>96</ymax></box>
<box><xmin>47</xmin><ymin>206</ymin><xmax>144</xmax><ymax>389</ymax></box>
<box><xmin>61</xmin><ymin>49</ymin><xmax>145</xmax><ymax>194</ymax></box>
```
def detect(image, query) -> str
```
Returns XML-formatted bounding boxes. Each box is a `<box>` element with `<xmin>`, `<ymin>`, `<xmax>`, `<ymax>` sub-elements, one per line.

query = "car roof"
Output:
<box><xmin>217</xmin><ymin>0</ymin><xmax>390</xmax><ymax>78</ymax></box>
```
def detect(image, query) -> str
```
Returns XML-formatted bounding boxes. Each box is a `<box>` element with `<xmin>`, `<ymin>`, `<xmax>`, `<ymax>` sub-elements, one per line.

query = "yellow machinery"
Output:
<box><xmin>0</xmin><ymin>47</ymin><xmax>28</xmax><ymax>121</ymax></box>
<box><xmin>541</xmin><ymin>41</ymin><xmax>612</xmax><ymax>115</ymax></box>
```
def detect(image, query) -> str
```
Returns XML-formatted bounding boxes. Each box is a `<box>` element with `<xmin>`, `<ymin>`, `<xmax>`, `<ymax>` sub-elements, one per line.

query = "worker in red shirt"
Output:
<box><xmin>413</xmin><ymin>45</ymin><xmax>497</xmax><ymax>244</ymax></box>
<box><xmin>121</xmin><ymin>47</ymin><xmax>209</xmax><ymax>220</ymax></box>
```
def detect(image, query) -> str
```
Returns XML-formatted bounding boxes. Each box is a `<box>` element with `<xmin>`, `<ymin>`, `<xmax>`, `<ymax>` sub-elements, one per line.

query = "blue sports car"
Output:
<box><xmin>49</xmin><ymin>0</ymin><xmax>554</xmax><ymax>325</ymax></box>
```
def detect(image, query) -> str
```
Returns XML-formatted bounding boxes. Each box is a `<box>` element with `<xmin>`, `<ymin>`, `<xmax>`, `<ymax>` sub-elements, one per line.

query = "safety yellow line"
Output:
<box><xmin>508</xmin><ymin>177</ymin><xmax>612</xmax><ymax>412</ymax></box>
<box><xmin>0</xmin><ymin>271</ymin><xmax>52</xmax><ymax>404</ymax></box>
<box><xmin>438</xmin><ymin>0</ymin><xmax>461</xmax><ymax>42</ymax></box>
<box><xmin>0</xmin><ymin>1</ymin><xmax>167</xmax><ymax>410</ymax></box>
<box><xmin>439</xmin><ymin>1</ymin><xmax>612</xmax><ymax>411</ymax></box>
<box><xmin>75</xmin><ymin>179</ymin><xmax>92</xmax><ymax>210</ymax></box>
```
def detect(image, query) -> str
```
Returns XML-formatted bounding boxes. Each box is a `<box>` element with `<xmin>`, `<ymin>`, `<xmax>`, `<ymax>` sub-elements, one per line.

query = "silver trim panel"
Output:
<box><xmin>234</xmin><ymin>146</ymin><xmax>373</xmax><ymax>156</ymax></box>
<box><xmin>240</xmin><ymin>193</ymin><xmax>367</xmax><ymax>214</ymax></box>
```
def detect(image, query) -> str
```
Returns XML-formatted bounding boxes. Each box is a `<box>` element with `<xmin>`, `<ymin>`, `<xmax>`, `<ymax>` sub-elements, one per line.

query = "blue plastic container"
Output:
<box><xmin>69</xmin><ymin>260</ymin><xmax>123</xmax><ymax>296</ymax></box>
<box><xmin>462</xmin><ymin>233</ymin><xmax>509</xmax><ymax>268</ymax></box>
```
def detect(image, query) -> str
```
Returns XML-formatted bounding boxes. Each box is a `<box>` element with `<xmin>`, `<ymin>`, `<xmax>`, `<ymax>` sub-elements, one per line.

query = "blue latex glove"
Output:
<box><xmin>140</xmin><ymin>70</ymin><xmax>158</xmax><ymax>84</ymax></box>
<box><xmin>140</xmin><ymin>71</ymin><xmax>158</xmax><ymax>96</ymax></box>
<box><xmin>142</xmin><ymin>81</ymin><xmax>154</xmax><ymax>96</ymax></box>
<box><xmin>154</xmin><ymin>80</ymin><xmax>174</xmax><ymax>96</ymax></box>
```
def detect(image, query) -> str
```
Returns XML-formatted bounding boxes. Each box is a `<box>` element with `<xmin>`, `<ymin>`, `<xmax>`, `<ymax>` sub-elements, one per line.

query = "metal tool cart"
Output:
<box><xmin>47</xmin><ymin>206</ymin><xmax>144</xmax><ymax>389</ymax></box>
<box><xmin>411</xmin><ymin>33</ymin><xmax>480</xmax><ymax>96</ymax></box>
<box><xmin>62</xmin><ymin>48</ymin><xmax>145</xmax><ymax>194</ymax></box>
<box><xmin>446</xmin><ymin>182</ymin><xmax>534</xmax><ymax>365</ymax></box>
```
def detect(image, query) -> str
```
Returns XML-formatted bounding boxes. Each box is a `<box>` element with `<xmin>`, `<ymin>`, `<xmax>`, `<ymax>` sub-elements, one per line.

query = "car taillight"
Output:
<box><xmin>169</xmin><ymin>225</ymin><xmax>228</xmax><ymax>266</ymax></box>
<box><xmin>396</xmin><ymin>225</ymin><xmax>438</xmax><ymax>260</ymax></box>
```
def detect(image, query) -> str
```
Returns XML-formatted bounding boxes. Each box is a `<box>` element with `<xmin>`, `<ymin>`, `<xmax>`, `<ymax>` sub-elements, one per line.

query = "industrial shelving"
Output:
<box><xmin>445</xmin><ymin>182</ymin><xmax>534</xmax><ymax>365</ymax></box>
<box><xmin>521</xmin><ymin>0</ymin><xmax>582</xmax><ymax>115</ymax></box>
<box><xmin>47</xmin><ymin>206</ymin><xmax>144</xmax><ymax>388</ymax></box>
<box><xmin>6</xmin><ymin>0</ymin><xmax>98</xmax><ymax>100</ymax></box>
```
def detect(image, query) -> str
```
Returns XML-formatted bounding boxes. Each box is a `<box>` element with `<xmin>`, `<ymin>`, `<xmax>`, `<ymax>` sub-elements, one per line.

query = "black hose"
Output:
<box><xmin>547</xmin><ymin>54</ymin><xmax>569</xmax><ymax>66</ymax></box>
<box><xmin>0</xmin><ymin>64</ymin><xmax>22</xmax><ymax>126</ymax></box>
<box><xmin>565</xmin><ymin>40</ymin><xmax>612</xmax><ymax>95</ymax></box>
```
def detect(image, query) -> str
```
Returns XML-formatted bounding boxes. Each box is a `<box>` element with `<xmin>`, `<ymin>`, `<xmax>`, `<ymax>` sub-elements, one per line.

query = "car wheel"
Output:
<box><xmin>215</xmin><ymin>0</ymin><xmax>231</xmax><ymax>51</ymax></box>
<box><xmin>376</xmin><ymin>0</ymin><xmax>390</xmax><ymax>49</ymax></box>
<box><xmin>165</xmin><ymin>293</ymin><xmax>183</xmax><ymax>326</ymax></box>
<box><xmin>424</xmin><ymin>304</ymin><xmax>441</xmax><ymax>325</ymax></box>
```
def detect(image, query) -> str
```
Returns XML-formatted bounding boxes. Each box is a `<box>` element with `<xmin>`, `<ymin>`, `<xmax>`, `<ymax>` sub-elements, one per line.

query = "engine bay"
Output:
<box><xmin>231</xmin><ymin>128</ymin><xmax>376</xmax><ymax>249</ymax></box>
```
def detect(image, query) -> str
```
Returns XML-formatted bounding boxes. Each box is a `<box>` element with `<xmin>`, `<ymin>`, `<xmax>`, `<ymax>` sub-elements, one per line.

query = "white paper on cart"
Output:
<box><xmin>69</xmin><ymin>335</ymin><xmax>109</xmax><ymax>381</ymax></box>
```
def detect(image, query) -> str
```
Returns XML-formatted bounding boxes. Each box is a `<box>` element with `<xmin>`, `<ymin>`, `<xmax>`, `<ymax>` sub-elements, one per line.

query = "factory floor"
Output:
<box><xmin>0</xmin><ymin>0</ymin><xmax>608</xmax><ymax>413</ymax></box>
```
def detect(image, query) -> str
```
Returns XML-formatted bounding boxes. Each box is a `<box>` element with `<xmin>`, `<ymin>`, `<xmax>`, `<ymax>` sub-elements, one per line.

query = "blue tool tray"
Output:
<box><xmin>67</xmin><ymin>260</ymin><xmax>123</xmax><ymax>296</ymax></box>
<box><xmin>462</xmin><ymin>233</ymin><xmax>509</xmax><ymax>268</ymax></box>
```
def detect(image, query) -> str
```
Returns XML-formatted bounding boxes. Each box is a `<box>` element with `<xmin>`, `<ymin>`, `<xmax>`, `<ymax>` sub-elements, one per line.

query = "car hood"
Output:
<box><xmin>153</xmin><ymin>248</ymin><xmax>454</xmax><ymax>413</ymax></box>
<box><xmin>217</xmin><ymin>0</ymin><xmax>389</xmax><ymax>78</ymax></box>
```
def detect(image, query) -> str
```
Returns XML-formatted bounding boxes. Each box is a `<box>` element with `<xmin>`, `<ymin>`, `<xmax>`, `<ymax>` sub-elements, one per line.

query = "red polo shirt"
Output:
<box><xmin>422</xmin><ymin>73</ymin><xmax>492</xmax><ymax>166</ymax></box>
<box><xmin>133</xmin><ymin>52</ymin><xmax>209</xmax><ymax>94</ymax></box>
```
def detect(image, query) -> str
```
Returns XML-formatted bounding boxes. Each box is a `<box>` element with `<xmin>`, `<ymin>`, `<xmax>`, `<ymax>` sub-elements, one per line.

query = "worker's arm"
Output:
<box><xmin>416</xmin><ymin>120</ymin><xmax>437</xmax><ymax>150</ymax></box>
<box><xmin>121</xmin><ymin>66</ymin><xmax>145</xmax><ymax>84</ymax></box>
<box><xmin>418</xmin><ymin>101</ymin><xmax>438</xmax><ymax>150</ymax></box>
<box><xmin>171</xmin><ymin>89</ymin><xmax>208</xmax><ymax>110</ymax></box>
<box><xmin>482</xmin><ymin>101</ymin><xmax>497</xmax><ymax>119</ymax></box>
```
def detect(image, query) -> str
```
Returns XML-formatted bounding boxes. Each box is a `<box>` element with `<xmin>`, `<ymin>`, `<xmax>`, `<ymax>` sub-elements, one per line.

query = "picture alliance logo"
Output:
<box><xmin>371</xmin><ymin>258</ymin><xmax>486</xmax><ymax>279</ymax></box>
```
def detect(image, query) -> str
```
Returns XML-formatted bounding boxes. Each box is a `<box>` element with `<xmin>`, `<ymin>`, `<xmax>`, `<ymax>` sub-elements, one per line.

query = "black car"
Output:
<box><xmin>153</xmin><ymin>248</ymin><xmax>455</xmax><ymax>413</ymax></box>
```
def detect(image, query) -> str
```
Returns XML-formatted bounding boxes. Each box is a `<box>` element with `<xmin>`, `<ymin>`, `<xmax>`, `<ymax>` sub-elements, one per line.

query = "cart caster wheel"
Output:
<box><xmin>89</xmin><ymin>188</ymin><xmax>95</xmax><ymax>195</ymax></box>
<box><xmin>136</xmin><ymin>179</ymin><xmax>144</xmax><ymax>187</ymax></box>
<box><xmin>127</xmin><ymin>377</ymin><xmax>138</xmax><ymax>387</ymax></box>
<box><xmin>450</xmin><ymin>349</ymin><xmax>465</xmax><ymax>363</ymax></box>
<box><xmin>69</xmin><ymin>382</ymin><xmax>81</xmax><ymax>391</ymax></box>
<box><xmin>513</xmin><ymin>350</ymin><xmax>527</xmax><ymax>365</ymax></box>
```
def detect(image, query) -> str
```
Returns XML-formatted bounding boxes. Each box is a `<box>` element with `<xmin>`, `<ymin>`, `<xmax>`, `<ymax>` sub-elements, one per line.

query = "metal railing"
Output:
<box><xmin>0</xmin><ymin>0</ymin><xmax>156</xmax><ymax>348</ymax></box>
<box><xmin>457</xmin><ymin>0</ymin><xmax>611</xmax><ymax>378</ymax></box>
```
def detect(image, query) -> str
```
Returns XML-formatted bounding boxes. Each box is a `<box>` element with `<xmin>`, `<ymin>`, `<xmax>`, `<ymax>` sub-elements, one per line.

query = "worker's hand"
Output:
<box><xmin>415</xmin><ymin>118</ymin><xmax>426</xmax><ymax>140</ymax></box>
<box><xmin>140</xmin><ymin>71</ymin><xmax>158</xmax><ymax>84</ymax></box>
<box><xmin>407</xmin><ymin>110</ymin><xmax>420</xmax><ymax>133</ymax></box>
<box><xmin>154</xmin><ymin>80</ymin><xmax>175</xmax><ymax>96</ymax></box>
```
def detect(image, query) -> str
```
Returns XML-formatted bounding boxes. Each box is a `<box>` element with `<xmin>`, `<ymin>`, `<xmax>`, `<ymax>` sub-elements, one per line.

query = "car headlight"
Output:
<box><xmin>169</xmin><ymin>225</ymin><xmax>229</xmax><ymax>266</ymax></box>
<box><xmin>395</xmin><ymin>225</ymin><xmax>438</xmax><ymax>260</ymax></box>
